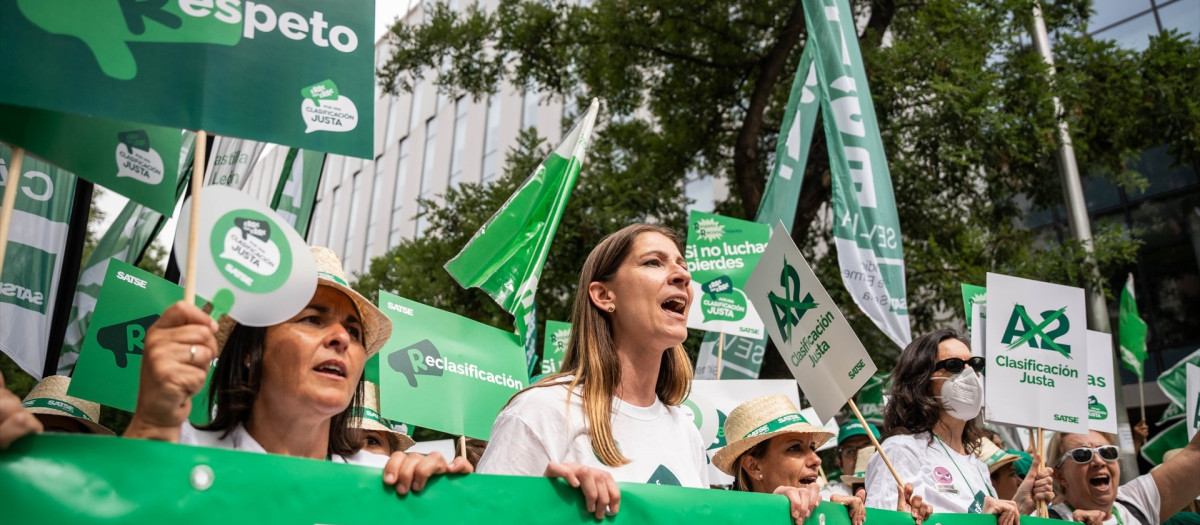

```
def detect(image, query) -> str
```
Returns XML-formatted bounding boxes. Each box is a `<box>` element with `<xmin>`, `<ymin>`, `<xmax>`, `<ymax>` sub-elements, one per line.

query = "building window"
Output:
<box><xmin>481</xmin><ymin>92</ymin><xmax>501</xmax><ymax>184</ymax></box>
<box><xmin>344</xmin><ymin>170</ymin><xmax>363</xmax><ymax>273</ymax></box>
<box><xmin>326</xmin><ymin>186</ymin><xmax>341</xmax><ymax>249</ymax></box>
<box><xmin>449</xmin><ymin>97</ymin><xmax>468</xmax><ymax>190</ymax></box>
<box><xmin>522</xmin><ymin>83</ymin><xmax>539</xmax><ymax>130</ymax></box>
<box><xmin>408</xmin><ymin>80</ymin><xmax>424</xmax><ymax>132</ymax></box>
<box><xmin>389</xmin><ymin>139</ymin><xmax>411</xmax><ymax>247</ymax></box>
<box><xmin>384</xmin><ymin>95</ymin><xmax>402</xmax><ymax>146</ymax></box>
<box><xmin>416</xmin><ymin>116</ymin><xmax>438</xmax><ymax>236</ymax></box>
<box><xmin>364</xmin><ymin>155</ymin><xmax>387</xmax><ymax>272</ymax></box>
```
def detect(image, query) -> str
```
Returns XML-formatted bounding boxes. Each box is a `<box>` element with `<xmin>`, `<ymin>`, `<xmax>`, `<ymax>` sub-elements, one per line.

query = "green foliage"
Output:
<box><xmin>372</xmin><ymin>0</ymin><xmax>1197</xmax><ymax>372</ymax></box>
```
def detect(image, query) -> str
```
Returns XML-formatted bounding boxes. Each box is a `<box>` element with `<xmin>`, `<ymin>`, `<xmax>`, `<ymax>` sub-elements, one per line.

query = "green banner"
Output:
<box><xmin>540</xmin><ymin>320</ymin><xmax>570</xmax><ymax>375</ymax></box>
<box><xmin>1158</xmin><ymin>348</ymin><xmax>1200</xmax><ymax>407</ymax></box>
<box><xmin>1140</xmin><ymin>419</ymin><xmax>1188</xmax><ymax>466</ymax></box>
<box><xmin>684</xmin><ymin>211</ymin><xmax>770</xmax><ymax>339</ymax></box>
<box><xmin>445</xmin><ymin>100</ymin><xmax>598</xmax><ymax>373</ymax></box>
<box><xmin>962</xmin><ymin>283</ymin><xmax>987</xmax><ymax>331</ymax></box>
<box><xmin>0</xmin><ymin>103</ymin><xmax>182</xmax><ymax>216</ymax></box>
<box><xmin>855</xmin><ymin>372</ymin><xmax>889</xmax><ymax>424</ymax></box>
<box><xmin>1119</xmin><ymin>274</ymin><xmax>1149</xmax><ymax>379</ymax></box>
<box><xmin>694</xmin><ymin>48</ymin><xmax>819</xmax><ymax>380</ymax></box>
<box><xmin>270</xmin><ymin>147</ymin><xmax>324</xmax><ymax>238</ymax></box>
<box><xmin>205</xmin><ymin>136</ymin><xmax>266</xmax><ymax>189</ymax></box>
<box><xmin>0</xmin><ymin>0</ymin><xmax>374</xmax><ymax>159</ymax></box>
<box><xmin>1</xmin><ymin>433</ymin><xmax>1064</xmax><ymax>525</ymax></box>
<box><xmin>806</xmin><ymin>0</ymin><xmax>911</xmax><ymax>348</ymax></box>
<box><xmin>68</xmin><ymin>260</ymin><xmax>212</xmax><ymax>424</ymax></box>
<box><xmin>377</xmin><ymin>291</ymin><xmax>530</xmax><ymax>440</ymax></box>
<box><xmin>0</xmin><ymin>144</ymin><xmax>78</xmax><ymax>378</ymax></box>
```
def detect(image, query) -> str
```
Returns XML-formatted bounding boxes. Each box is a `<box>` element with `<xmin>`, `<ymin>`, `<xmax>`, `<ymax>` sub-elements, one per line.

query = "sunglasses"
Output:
<box><xmin>933</xmin><ymin>356</ymin><xmax>985</xmax><ymax>374</ymax></box>
<box><xmin>1055</xmin><ymin>445</ymin><xmax>1120</xmax><ymax>467</ymax></box>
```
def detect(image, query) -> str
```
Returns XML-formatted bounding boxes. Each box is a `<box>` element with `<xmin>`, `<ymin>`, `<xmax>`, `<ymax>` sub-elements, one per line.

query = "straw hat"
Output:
<box><xmin>975</xmin><ymin>437</ymin><xmax>1021</xmax><ymax>473</ymax></box>
<box><xmin>350</xmin><ymin>382</ymin><xmax>415</xmax><ymax>451</ymax></box>
<box><xmin>21</xmin><ymin>376</ymin><xmax>114</xmax><ymax>435</ymax></box>
<box><xmin>216</xmin><ymin>246</ymin><xmax>392</xmax><ymax>357</ymax></box>
<box><xmin>712</xmin><ymin>395</ymin><xmax>836</xmax><ymax>476</ymax></box>
<box><xmin>840</xmin><ymin>446</ymin><xmax>877</xmax><ymax>485</ymax></box>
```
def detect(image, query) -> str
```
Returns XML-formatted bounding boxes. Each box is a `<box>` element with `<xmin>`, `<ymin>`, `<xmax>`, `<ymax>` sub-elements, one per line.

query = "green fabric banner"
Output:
<box><xmin>1158</xmin><ymin>348</ymin><xmax>1200</xmax><ymax>407</ymax></box>
<box><xmin>270</xmin><ymin>147</ymin><xmax>325</xmax><ymax>239</ymax></box>
<box><xmin>855</xmin><ymin>372</ymin><xmax>889</xmax><ymax>424</ymax></box>
<box><xmin>67</xmin><ymin>259</ymin><xmax>212</xmax><ymax>424</ymax></box>
<box><xmin>1119</xmin><ymin>274</ymin><xmax>1149</xmax><ymax>380</ymax></box>
<box><xmin>444</xmin><ymin>100</ymin><xmax>598</xmax><ymax>373</ymax></box>
<box><xmin>377</xmin><ymin>291</ymin><xmax>530</xmax><ymax>440</ymax></box>
<box><xmin>0</xmin><ymin>103</ymin><xmax>183</xmax><ymax>216</ymax></box>
<box><xmin>540</xmin><ymin>320</ymin><xmax>571</xmax><ymax>375</ymax></box>
<box><xmin>0</xmin><ymin>144</ymin><xmax>78</xmax><ymax>378</ymax></box>
<box><xmin>0</xmin><ymin>0</ymin><xmax>375</xmax><ymax>159</ymax></box>
<box><xmin>806</xmin><ymin>0</ymin><xmax>911</xmax><ymax>349</ymax></box>
<box><xmin>1140</xmin><ymin>419</ymin><xmax>1188</xmax><ymax>466</ymax></box>
<box><xmin>695</xmin><ymin>48</ymin><xmax>819</xmax><ymax>380</ymax></box>
<box><xmin>0</xmin><ymin>433</ymin><xmax>1067</xmax><ymax>525</ymax></box>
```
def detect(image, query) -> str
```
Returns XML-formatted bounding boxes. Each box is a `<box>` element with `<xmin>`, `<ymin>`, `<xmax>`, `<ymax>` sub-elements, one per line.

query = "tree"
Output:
<box><xmin>370</xmin><ymin>0</ymin><xmax>1199</xmax><ymax>374</ymax></box>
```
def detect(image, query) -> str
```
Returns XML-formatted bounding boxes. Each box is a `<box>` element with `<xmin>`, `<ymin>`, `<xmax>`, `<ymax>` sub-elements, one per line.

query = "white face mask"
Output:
<box><xmin>933</xmin><ymin>367</ymin><xmax>984</xmax><ymax>421</ymax></box>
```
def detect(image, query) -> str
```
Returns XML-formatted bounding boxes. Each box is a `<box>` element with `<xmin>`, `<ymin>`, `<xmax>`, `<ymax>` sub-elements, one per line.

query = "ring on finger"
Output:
<box><xmin>189</xmin><ymin>345</ymin><xmax>197</xmax><ymax>364</ymax></box>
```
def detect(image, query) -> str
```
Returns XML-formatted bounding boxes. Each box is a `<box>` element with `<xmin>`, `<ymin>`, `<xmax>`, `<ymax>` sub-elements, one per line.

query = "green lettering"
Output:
<box><xmin>408</xmin><ymin>348</ymin><xmax>427</xmax><ymax>372</ymax></box>
<box><xmin>1001</xmin><ymin>305</ymin><xmax>1037</xmax><ymax>348</ymax></box>
<box><xmin>125</xmin><ymin>324</ymin><xmax>145</xmax><ymax>354</ymax></box>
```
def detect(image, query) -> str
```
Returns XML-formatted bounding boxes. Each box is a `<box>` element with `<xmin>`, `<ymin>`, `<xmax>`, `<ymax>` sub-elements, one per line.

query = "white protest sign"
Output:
<box><xmin>174</xmin><ymin>185</ymin><xmax>316</xmax><ymax>326</ymax></box>
<box><xmin>682</xmin><ymin>379</ymin><xmax>808</xmax><ymax>486</ymax></box>
<box><xmin>984</xmin><ymin>273</ymin><xmax>1088</xmax><ymax>433</ymax></box>
<box><xmin>684</xmin><ymin>211</ymin><xmax>770</xmax><ymax>338</ymax></box>
<box><xmin>1086</xmin><ymin>331</ymin><xmax>1119</xmax><ymax>434</ymax></box>
<box><xmin>745</xmin><ymin>222</ymin><xmax>877</xmax><ymax>422</ymax></box>
<box><xmin>1187</xmin><ymin>363</ymin><xmax>1199</xmax><ymax>440</ymax></box>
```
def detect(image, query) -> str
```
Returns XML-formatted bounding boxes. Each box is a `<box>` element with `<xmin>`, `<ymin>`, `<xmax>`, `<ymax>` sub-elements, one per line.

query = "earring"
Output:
<box><xmin>758</xmin><ymin>474</ymin><xmax>763</xmax><ymax>480</ymax></box>
<box><xmin>607</xmin><ymin>305</ymin><xmax>615</xmax><ymax>312</ymax></box>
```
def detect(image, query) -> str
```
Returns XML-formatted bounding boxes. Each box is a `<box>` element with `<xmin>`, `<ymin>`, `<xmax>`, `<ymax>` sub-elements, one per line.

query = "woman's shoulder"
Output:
<box><xmin>879</xmin><ymin>431</ymin><xmax>933</xmax><ymax>452</ymax></box>
<box><xmin>504</xmin><ymin>376</ymin><xmax>579</xmax><ymax>412</ymax></box>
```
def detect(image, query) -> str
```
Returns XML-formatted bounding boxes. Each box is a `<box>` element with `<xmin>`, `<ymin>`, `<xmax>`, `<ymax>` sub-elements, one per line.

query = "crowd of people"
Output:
<box><xmin>1</xmin><ymin>223</ymin><xmax>1198</xmax><ymax>524</ymax></box>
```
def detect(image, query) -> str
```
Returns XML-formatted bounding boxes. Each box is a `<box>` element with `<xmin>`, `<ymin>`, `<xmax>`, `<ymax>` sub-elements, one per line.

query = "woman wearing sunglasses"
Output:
<box><xmin>1046</xmin><ymin>430</ymin><xmax>1200</xmax><ymax>525</ymax></box>
<box><xmin>862</xmin><ymin>329</ymin><xmax>1054</xmax><ymax>525</ymax></box>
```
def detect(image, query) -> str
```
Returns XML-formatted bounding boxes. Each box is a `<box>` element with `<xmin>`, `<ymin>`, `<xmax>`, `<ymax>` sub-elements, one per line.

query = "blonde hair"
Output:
<box><xmin>524</xmin><ymin>224</ymin><xmax>693</xmax><ymax>466</ymax></box>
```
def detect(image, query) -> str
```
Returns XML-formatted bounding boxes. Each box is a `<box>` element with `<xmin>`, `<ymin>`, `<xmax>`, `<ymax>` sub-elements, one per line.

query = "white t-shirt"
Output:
<box><xmin>476</xmin><ymin>377</ymin><xmax>709</xmax><ymax>488</ymax></box>
<box><xmin>1049</xmin><ymin>473</ymin><xmax>1162</xmax><ymax>525</ymax></box>
<box><xmin>179</xmin><ymin>422</ymin><xmax>389</xmax><ymax>468</ymax></box>
<box><xmin>864</xmin><ymin>432</ymin><xmax>995</xmax><ymax>514</ymax></box>
<box><xmin>822</xmin><ymin>480</ymin><xmax>854</xmax><ymax>498</ymax></box>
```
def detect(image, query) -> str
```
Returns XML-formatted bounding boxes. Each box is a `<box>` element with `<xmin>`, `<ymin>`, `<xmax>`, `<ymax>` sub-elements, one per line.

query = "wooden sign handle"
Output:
<box><xmin>0</xmin><ymin>146</ymin><xmax>25</xmax><ymax>278</ymax></box>
<box><xmin>847</xmin><ymin>399</ymin><xmax>906</xmax><ymax>490</ymax></box>
<box><xmin>183</xmin><ymin>131</ymin><xmax>206</xmax><ymax>303</ymax></box>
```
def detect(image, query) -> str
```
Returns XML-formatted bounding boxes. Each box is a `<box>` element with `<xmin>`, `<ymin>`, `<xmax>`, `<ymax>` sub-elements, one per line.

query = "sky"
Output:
<box><xmin>92</xmin><ymin>0</ymin><xmax>415</xmax><ymax>268</ymax></box>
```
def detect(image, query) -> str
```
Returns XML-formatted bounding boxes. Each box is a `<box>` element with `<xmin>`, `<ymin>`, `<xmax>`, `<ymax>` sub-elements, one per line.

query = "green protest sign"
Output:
<box><xmin>68</xmin><ymin>259</ymin><xmax>212</xmax><ymax>424</ymax></box>
<box><xmin>0</xmin><ymin>104</ymin><xmax>182</xmax><ymax>216</ymax></box>
<box><xmin>0</xmin><ymin>0</ymin><xmax>374</xmax><ymax>159</ymax></box>
<box><xmin>684</xmin><ymin>211</ymin><xmax>770</xmax><ymax>338</ymax></box>
<box><xmin>1157</xmin><ymin>348</ymin><xmax>1200</xmax><ymax>408</ymax></box>
<box><xmin>1140</xmin><ymin>419</ymin><xmax>1188</xmax><ymax>466</ymax></box>
<box><xmin>4</xmin><ymin>433</ymin><xmax>1050</xmax><ymax>525</ymax></box>
<box><xmin>984</xmin><ymin>273</ymin><xmax>1088</xmax><ymax>434</ymax></box>
<box><xmin>745</xmin><ymin>222</ymin><xmax>878</xmax><ymax>422</ymax></box>
<box><xmin>962</xmin><ymin>283</ymin><xmax>987</xmax><ymax>331</ymax></box>
<box><xmin>377</xmin><ymin>291</ymin><xmax>530</xmax><ymax>440</ymax></box>
<box><xmin>540</xmin><ymin>320</ymin><xmax>570</xmax><ymax>375</ymax></box>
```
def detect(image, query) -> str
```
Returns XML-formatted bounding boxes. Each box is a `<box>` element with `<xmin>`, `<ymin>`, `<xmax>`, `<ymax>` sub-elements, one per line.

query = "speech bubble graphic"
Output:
<box><xmin>702</xmin><ymin>276</ymin><xmax>733</xmax><ymax>299</ymax></box>
<box><xmin>115</xmin><ymin>142</ymin><xmax>165</xmax><ymax>185</ymax></box>
<box><xmin>302</xmin><ymin>79</ymin><xmax>340</xmax><ymax>102</ymax></box>
<box><xmin>16</xmin><ymin>0</ymin><xmax>241</xmax><ymax>80</ymax></box>
<box><xmin>700</xmin><ymin>289</ymin><xmax>749</xmax><ymax>323</ymax></box>
<box><xmin>208</xmin><ymin>209</ymin><xmax>292</xmax><ymax>294</ymax></box>
<box><xmin>302</xmin><ymin>96</ymin><xmax>359</xmax><ymax>133</ymax></box>
<box><xmin>219</xmin><ymin>225</ymin><xmax>281</xmax><ymax>277</ymax></box>
<box><xmin>233</xmin><ymin>217</ymin><xmax>271</xmax><ymax>243</ymax></box>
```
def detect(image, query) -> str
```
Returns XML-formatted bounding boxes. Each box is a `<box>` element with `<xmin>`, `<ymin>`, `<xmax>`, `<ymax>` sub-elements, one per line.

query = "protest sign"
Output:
<box><xmin>1187</xmin><ymin>363</ymin><xmax>1199</xmax><ymax>440</ymax></box>
<box><xmin>962</xmin><ymin>283</ymin><xmax>986</xmax><ymax>332</ymax></box>
<box><xmin>1141</xmin><ymin>419</ymin><xmax>1188</xmax><ymax>466</ymax></box>
<box><xmin>0</xmin><ymin>0</ymin><xmax>374</xmax><ymax>159</ymax></box>
<box><xmin>540</xmin><ymin>320</ymin><xmax>570</xmax><ymax>375</ymax></box>
<box><xmin>0</xmin><ymin>104</ymin><xmax>182</xmax><ymax>216</ymax></box>
<box><xmin>984</xmin><ymin>273</ymin><xmax>1088</xmax><ymax>434</ymax></box>
<box><xmin>1085</xmin><ymin>331</ymin><xmax>1119</xmax><ymax>434</ymax></box>
<box><xmin>695</xmin><ymin>333</ymin><xmax>766</xmax><ymax>380</ymax></box>
<box><xmin>0</xmin><ymin>146</ymin><xmax>78</xmax><ymax>379</ymax></box>
<box><xmin>67</xmin><ymin>260</ymin><xmax>212</xmax><ymax>424</ymax></box>
<box><xmin>1158</xmin><ymin>348</ymin><xmax>1200</xmax><ymax>408</ymax></box>
<box><xmin>683</xmin><ymin>380</ymin><xmax>804</xmax><ymax>485</ymax></box>
<box><xmin>377</xmin><ymin>291</ymin><xmax>529</xmax><ymax>440</ymax></box>
<box><xmin>173</xmin><ymin>185</ymin><xmax>315</xmax><ymax>326</ymax></box>
<box><xmin>745</xmin><ymin>222</ymin><xmax>877</xmax><ymax>422</ymax></box>
<box><xmin>684</xmin><ymin>211</ymin><xmax>769</xmax><ymax>339</ymax></box>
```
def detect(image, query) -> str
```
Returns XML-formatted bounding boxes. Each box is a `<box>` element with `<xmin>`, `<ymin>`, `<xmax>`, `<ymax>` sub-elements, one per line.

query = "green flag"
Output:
<box><xmin>1118</xmin><ymin>274</ymin><xmax>1149</xmax><ymax>379</ymax></box>
<box><xmin>540</xmin><ymin>320</ymin><xmax>571</xmax><ymax>375</ymax></box>
<box><xmin>0</xmin><ymin>104</ymin><xmax>183</xmax><ymax>216</ymax></box>
<box><xmin>1140</xmin><ymin>419</ymin><xmax>1188</xmax><ymax>466</ymax></box>
<box><xmin>205</xmin><ymin>136</ymin><xmax>266</xmax><ymax>189</ymax></box>
<box><xmin>0</xmin><ymin>144</ymin><xmax>79</xmax><ymax>378</ymax></box>
<box><xmin>695</xmin><ymin>48</ymin><xmax>819</xmax><ymax>380</ymax></box>
<box><xmin>1157</xmin><ymin>348</ymin><xmax>1200</xmax><ymax>408</ymax></box>
<box><xmin>57</xmin><ymin>132</ymin><xmax>195</xmax><ymax>374</ymax></box>
<box><xmin>806</xmin><ymin>0</ymin><xmax>911</xmax><ymax>348</ymax></box>
<box><xmin>0</xmin><ymin>0</ymin><xmax>375</xmax><ymax>158</ymax></box>
<box><xmin>444</xmin><ymin>99</ymin><xmax>599</xmax><ymax>372</ymax></box>
<box><xmin>270</xmin><ymin>147</ymin><xmax>325</xmax><ymax>238</ymax></box>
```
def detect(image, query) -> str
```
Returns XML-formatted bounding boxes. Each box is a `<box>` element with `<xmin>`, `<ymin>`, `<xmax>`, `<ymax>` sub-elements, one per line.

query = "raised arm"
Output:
<box><xmin>1150</xmin><ymin>429</ymin><xmax>1200</xmax><ymax>521</ymax></box>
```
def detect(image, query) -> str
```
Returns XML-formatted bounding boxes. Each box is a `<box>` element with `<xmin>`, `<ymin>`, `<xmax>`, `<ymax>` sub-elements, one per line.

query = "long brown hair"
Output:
<box><xmin>523</xmin><ymin>223</ymin><xmax>693</xmax><ymax>466</ymax></box>
<box><xmin>884</xmin><ymin>328</ymin><xmax>987</xmax><ymax>455</ymax></box>
<box><xmin>202</xmin><ymin>322</ymin><xmax>365</xmax><ymax>457</ymax></box>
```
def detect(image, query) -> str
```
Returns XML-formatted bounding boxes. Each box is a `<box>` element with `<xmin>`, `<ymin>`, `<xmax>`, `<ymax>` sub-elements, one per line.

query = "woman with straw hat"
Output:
<box><xmin>861</xmin><ymin>329</ymin><xmax>1047</xmax><ymax>523</ymax></box>
<box><xmin>351</xmin><ymin>381</ymin><xmax>416</xmax><ymax>456</ymax></box>
<box><xmin>714</xmin><ymin>395</ymin><xmax>932</xmax><ymax>525</ymax></box>
<box><xmin>123</xmin><ymin>247</ymin><xmax>471</xmax><ymax>496</ymax></box>
<box><xmin>478</xmin><ymin>224</ymin><xmax>705</xmax><ymax>520</ymax></box>
<box><xmin>973</xmin><ymin>438</ymin><xmax>1029</xmax><ymax>502</ymax></box>
<box><xmin>18</xmin><ymin>375</ymin><xmax>114</xmax><ymax>435</ymax></box>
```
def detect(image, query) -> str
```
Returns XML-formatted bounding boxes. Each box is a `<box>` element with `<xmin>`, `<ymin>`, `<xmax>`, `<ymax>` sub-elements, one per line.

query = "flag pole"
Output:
<box><xmin>1138</xmin><ymin>378</ymin><xmax>1146</xmax><ymax>422</ymax></box>
<box><xmin>459</xmin><ymin>435</ymin><xmax>467</xmax><ymax>459</ymax></box>
<box><xmin>716</xmin><ymin>332</ymin><xmax>725</xmax><ymax>380</ymax></box>
<box><xmin>848</xmin><ymin>399</ymin><xmax>905</xmax><ymax>489</ymax></box>
<box><xmin>184</xmin><ymin>131</ymin><xmax>206</xmax><ymax>303</ymax></box>
<box><xmin>0</xmin><ymin>146</ymin><xmax>26</xmax><ymax>277</ymax></box>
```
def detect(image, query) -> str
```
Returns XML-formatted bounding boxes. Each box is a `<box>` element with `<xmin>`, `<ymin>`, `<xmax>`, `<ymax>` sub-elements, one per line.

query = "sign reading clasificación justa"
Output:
<box><xmin>684</xmin><ymin>211</ymin><xmax>770</xmax><ymax>338</ymax></box>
